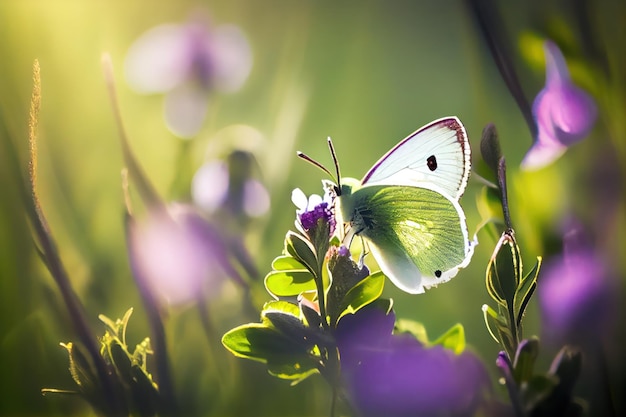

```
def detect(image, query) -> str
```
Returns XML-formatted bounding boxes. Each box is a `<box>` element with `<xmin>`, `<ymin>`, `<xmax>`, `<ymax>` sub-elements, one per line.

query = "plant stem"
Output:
<box><xmin>330</xmin><ymin>386</ymin><xmax>338</xmax><ymax>417</ymax></box>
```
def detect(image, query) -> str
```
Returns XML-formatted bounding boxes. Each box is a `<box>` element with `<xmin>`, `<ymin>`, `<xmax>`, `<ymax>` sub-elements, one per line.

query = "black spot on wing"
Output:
<box><xmin>427</xmin><ymin>155</ymin><xmax>437</xmax><ymax>171</ymax></box>
<box><xmin>435</xmin><ymin>270</ymin><xmax>442</xmax><ymax>278</ymax></box>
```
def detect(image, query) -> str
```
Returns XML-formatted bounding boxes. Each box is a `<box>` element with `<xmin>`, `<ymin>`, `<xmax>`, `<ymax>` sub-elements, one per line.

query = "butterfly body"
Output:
<box><xmin>336</xmin><ymin>117</ymin><xmax>475</xmax><ymax>294</ymax></box>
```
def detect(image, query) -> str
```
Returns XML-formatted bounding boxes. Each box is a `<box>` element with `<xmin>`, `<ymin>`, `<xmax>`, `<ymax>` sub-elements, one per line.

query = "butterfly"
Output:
<box><xmin>302</xmin><ymin>117</ymin><xmax>476</xmax><ymax>294</ymax></box>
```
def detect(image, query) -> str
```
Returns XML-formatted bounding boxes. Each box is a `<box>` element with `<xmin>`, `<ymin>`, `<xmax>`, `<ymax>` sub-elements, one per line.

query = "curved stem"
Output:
<box><xmin>26</xmin><ymin>60</ymin><xmax>126</xmax><ymax>416</ymax></box>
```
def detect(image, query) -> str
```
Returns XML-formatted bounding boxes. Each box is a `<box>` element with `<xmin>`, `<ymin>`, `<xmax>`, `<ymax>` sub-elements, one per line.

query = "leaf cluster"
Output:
<box><xmin>222</xmin><ymin>225</ymin><xmax>385</xmax><ymax>386</ymax></box>
<box><xmin>479</xmin><ymin>124</ymin><xmax>585</xmax><ymax>417</ymax></box>
<box><xmin>42</xmin><ymin>309</ymin><xmax>161</xmax><ymax>417</ymax></box>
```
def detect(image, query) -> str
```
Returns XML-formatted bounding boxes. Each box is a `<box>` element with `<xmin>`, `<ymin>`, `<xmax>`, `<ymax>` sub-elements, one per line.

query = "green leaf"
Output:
<box><xmin>263</xmin><ymin>312</ymin><xmax>314</xmax><ymax>348</ymax></box>
<box><xmin>132</xmin><ymin>337</ymin><xmax>153</xmax><ymax>370</ymax></box>
<box><xmin>521</xmin><ymin>374</ymin><xmax>559</xmax><ymax>412</ymax></box>
<box><xmin>265</xmin><ymin>270</ymin><xmax>316</xmax><ymax>297</ymax></box>
<box><xmin>59</xmin><ymin>342</ymin><xmax>107</xmax><ymax>412</ymax></box>
<box><xmin>394</xmin><ymin>319</ymin><xmax>429</xmax><ymax>345</ymax></box>
<box><xmin>285</xmin><ymin>231</ymin><xmax>319</xmax><ymax>277</ymax></box>
<box><xmin>262</xmin><ymin>300</ymin><xmax>301</xmax><ymax>317</ymax></box>
<box><xmin>98</xmin><ymin>308</ymin><xmax>133</xmax><ymax>344</ymax></box>
<box><xmin>334</xmin><ymin>271</ymin><xmax>385</xmax><ymax>325</ymax></box>
<box><xmin>221</xmin><ymin>324</ymin><xmax>320</xmax><ymax>382</ymax></box>
<box><xmin>272</xmin><ymin>255</ymin><xmax>307</xmax><ymax>271</ymax></box>
<box><xmin>486</xmin><ymin>232</ymin><xmax>518</xmax><ymax>307</ymax></box>
<box><xmin>515</xmin><ymin>256</ymin><xmax>542</xmax><ymax>327</ymax></box>
<box><xmin>481</xmin><ymin>304</ymin><xmax>500</xmax><ymax>344</ymax></box>
<box><xmin>263</xmin><ymin>301</ymin><xmax>332</xmax><ymax>349</ymax></box>
<box><xmin>431</xmin><ymin>323</ymin><xmax>466</xmax><ymax>354</ymax></box>
<box><xmin>109</xmin><ymin>340</ymin><xmax>133</xmax><ymax>382</ymax></box>
<box><xmin>222</xmin><ymin>324</ymin><xmax>301</xmax><ymax>362</ymax></box>
<box><xmin>98</xmin><ymin>314</ymin><xmax>118</xmax><ymax>336</ymax></box>
<box><xmin>549</xmin><ymin>346</ymin><xmax>582</xmax><ymax>396</ymax></box>
<box><xmin>300</xmin><ymin>301</ymin><xmax>322</xmax><ymax>329</ymax></box>
<box><xmin>61</xmin><ymin>342</ymin><xmax>98</xmax><ymax>393</ymax></box>
<box><xmin>482</xmin><ymin>304</ymin><xmax>516</xmax><ymax>357</ymax></box>
<box><xmin>129</xmin><ymin>364</ymin><xmax>160</xmax><ymax>417</ymax></box>
<box><xmin>266</xmin><ymin>357</ymin><xmax>320</xmax><ymax>382</ymax></box>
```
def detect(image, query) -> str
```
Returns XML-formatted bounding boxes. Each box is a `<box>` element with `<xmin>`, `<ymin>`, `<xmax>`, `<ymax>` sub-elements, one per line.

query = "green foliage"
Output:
<box><xmin>284</xmin><ymin>231</ymin><xmax>320</xmax><ymax>277</ymax></box>
<box><xmin>264</xmin><ymin>256</ymin><xmax>316</xmax><ymax>297</ymax></box>
<box><xmin>331</xmin><ymin>271</ymin><xmax>385</xmax><ymax>326</ymax></box>
<box><xmin>99</xmin><ymin>309</ymin><xmax>160</xmax><ymax>417</ymax></box>
<box><xmin>431</xmin><ymin>323</ymin><xmax>466</xmax><ymax>355</ymax></box>
<box><xmin>479</xmin><ymin>125</ymin><xmax>585</xmax><ymax>417</ymax></box>
<box><xmin>223</xmin><ymin>219</ymin><xmax>388</xmax><ymax>388</ymax></box>
<box><xmin>483</xmin><ymin>230</ymin><xmax>542</xmax><ymax>358</ymax></box>
<box><xmin>42</xmin><ymin>309</ymin><xmax>160</xmax><ymax>417</ymax></box>
<box><xmin>395</xmin><ymin>320</ymin><xmax>466</xmax><ymax>354</ymax></box>
<box><xmin>499</xmin><ymin>341</ymin><xmax>585</xmax><ymax>417</ymax></box>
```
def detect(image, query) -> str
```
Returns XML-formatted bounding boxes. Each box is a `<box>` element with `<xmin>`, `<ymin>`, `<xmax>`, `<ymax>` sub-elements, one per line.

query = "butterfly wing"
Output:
<box><xmin>343</xmin><ymin>184</ymin><xmax>475</xmax><ymax>294</ymax></box>
<box><xmin>361</xmin><ymin>117</ymin><xmax>471</xmax><ymax>201</ymax></box>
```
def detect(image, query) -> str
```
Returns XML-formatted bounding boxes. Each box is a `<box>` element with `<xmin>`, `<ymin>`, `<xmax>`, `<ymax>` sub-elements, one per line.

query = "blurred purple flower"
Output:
<box><xmin>538</xmin><ymin>223</ymin><xmax>615</xmax><ymax>347</ymax></box>
<box><xmin>521</xmin><ymin>41</ymin><xmax>597</xmax><ymax>170</ymax></box>
<box><xmin>192</xmin><ymin>152</ymin><xmax>270</xmax><ymax>219</ymax></box>
<box><xmin>127</xmin><ymin>203</ymin><xmax>245</xmax><ymax>307</ymax></box>
<box><xmin>336</xmin><ymin>306</ymin><xmax>490</xmax><ymax>417</ymax></box>
<box><xmin>291</xmin><ymin>188</ymin><xmax>336</xmax><ymax>237</ymax></box>
<box><xmin>125</xmin><ymin>17</ymin><xmax>252</xmax><ymax>138</ymax></box>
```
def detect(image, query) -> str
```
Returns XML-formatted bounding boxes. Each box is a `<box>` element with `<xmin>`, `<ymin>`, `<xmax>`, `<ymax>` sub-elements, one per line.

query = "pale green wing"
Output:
<box><xmin>343</xmin><ymin>184</ymin><xmax>475</xmax><ymax>294</ymax></box>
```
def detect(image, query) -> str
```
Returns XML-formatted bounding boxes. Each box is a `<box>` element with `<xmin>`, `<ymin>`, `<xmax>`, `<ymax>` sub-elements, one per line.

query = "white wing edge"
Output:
<box><xmin>361</xmin><ymin>116</ymin><xmax>471</xmax><ymax>201</ymax></box>
<box><xmin>366</xmin><ymin>238</ymin><xmax>427</xmax><ymax>294</ymax></box>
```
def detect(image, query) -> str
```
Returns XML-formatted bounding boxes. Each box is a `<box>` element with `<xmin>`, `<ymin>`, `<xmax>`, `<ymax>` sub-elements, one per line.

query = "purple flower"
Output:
<box><xmin>521</xmin><ymin>41</ymin><xmax>597</xmax><ymax>170</ymax></box>
<box><xmin>127</xmin><ymin>203</ymin><xmax>244</xmax><ymax>306</ymax></box>
<box><xmin>336</xmin><ymin>306</ymin><xmax>490</xmax><ymax>417</ymax></box>
<box><xmin>191</xmin><ymin>151</ymin><xmax>270</xmax><ymax>219</ymax></box>
<box><xmin>538</xmin><ymin>223</ymin><xmax>615</xmax><ymax>347</ymax></box>
<box><xmin>337</xmin><ymin>244</ymin><xmax>351</xmax><ymax>258</ymax></box>
<box><xmin>125</xmin><ymin>16</ymin><xmax>252</xmax><ymax>138</ymax></box>
<box><xmin>291</xmin><ymin>188</ymin><xmax>336</xmax><ymax>237</ymax></box>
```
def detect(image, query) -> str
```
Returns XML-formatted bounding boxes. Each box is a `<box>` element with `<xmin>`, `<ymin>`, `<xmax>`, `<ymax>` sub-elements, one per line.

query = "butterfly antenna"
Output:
<box><xmin>296</xmin><ymin>151</ymin><xmax>336</xmax><ymax>181</ymax></box>
<box><xmin>327</xmin><ymin>137</ymin><xmax>342</xmax><ymax>191</ymax></box>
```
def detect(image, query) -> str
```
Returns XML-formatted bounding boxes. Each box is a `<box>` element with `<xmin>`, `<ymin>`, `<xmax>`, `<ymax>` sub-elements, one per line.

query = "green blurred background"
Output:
<box><xmin>1</xmin><ymin>1</ymin><xmax>624</xmax><ymax>416</ymax></box>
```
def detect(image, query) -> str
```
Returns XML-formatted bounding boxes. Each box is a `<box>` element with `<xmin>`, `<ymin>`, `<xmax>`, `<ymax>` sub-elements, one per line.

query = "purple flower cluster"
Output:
<box><xmin>299</xmin><ymin>201</ymin><xmax>334</xmax><ymax>232</ymax></box>
<box><xmin>291</xmin><ymin>188</ymin><xmax>336</xmax><ymax>237</ymax></box>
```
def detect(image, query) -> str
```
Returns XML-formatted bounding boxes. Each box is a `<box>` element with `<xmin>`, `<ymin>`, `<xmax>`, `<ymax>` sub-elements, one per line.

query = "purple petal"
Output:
<box><xmin>538</xmin><ymin>222</ymin><xmax>614</xmax><ymax>346</ymax></box>
<box><xmin>125</xmin><ymin>24</ymin><xmax>190</xmax><ymax>93</ymax></box>
<box><xmin>191</xmin><ymin>160</ymin><xmax>229</xmax><ymax>213</ymax></box>
<box><xmin>520</xmin><ymin>138</ymin><xmax>566</xmax><ymax>171</ymax></box>
<box><xmin>522</xmin><ymin>41</ymin><xmax>597</xmax><ymax>171</ymax></box>
<box><xmin>243</xmin><ymin>179</ymin><xmax>270</xmax><ymax>217</ymax></box>
<box><xmin>337</xmin><ymin>307</ymin><xmax>489</xmax><ymax>416</ymax></box>
<box><xmin>543</xmin><ymin>41</ymin><xmax>570</xmax><ymax>86</ymax></box>
<box><xmin>210</xmin><ymin>25</ymin><xmax>253</xmax><ymax>93</ymax></box>
<box><xmin>164</xmin><ymin>81</ymin><xmax>210</xmax><ymax>138</ymax></box>
<box><xmin>127</xmin><ymin>204</ymin><xmax>240</xmax><ymax>306</ymax></box>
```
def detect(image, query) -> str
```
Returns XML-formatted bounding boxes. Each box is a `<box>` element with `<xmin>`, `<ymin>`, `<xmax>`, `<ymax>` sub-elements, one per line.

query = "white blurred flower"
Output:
<box><xmin>125</xmin><ymin>18</ymin><xmax>252</xmax><ymax>138</ymax></box>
